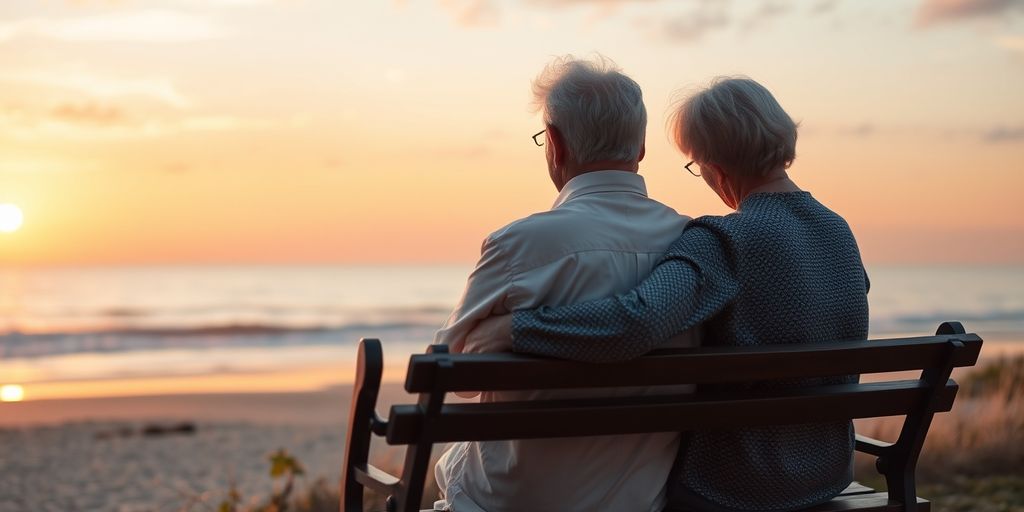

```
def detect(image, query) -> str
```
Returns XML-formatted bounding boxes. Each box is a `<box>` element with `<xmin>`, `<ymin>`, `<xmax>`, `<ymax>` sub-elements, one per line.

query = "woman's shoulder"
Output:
<box><xmin>678</xmin><ymin>191</ymin><xmax>858</xmax><ymax>253</ymax></box>
<box><xmin>664</xmin><ymin>214</ymin><xmax>739</xmax><ymax>261</ymax></box>
<box><xmin>727</xmin><ymin>191</ymin><xmax>846</xmax><ymax>228</ymax></box>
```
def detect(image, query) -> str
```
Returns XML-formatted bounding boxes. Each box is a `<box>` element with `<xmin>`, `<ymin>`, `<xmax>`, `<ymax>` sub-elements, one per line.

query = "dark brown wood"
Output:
<box><xmin>387</xmin><ymin>380</ymin><xmax>958</xmax><ymax>444</ymax></box>
<box><xmin>404</xmin><ymin>334</ymin><xmax>981</xmax><ymax>393</ymax></box>
<box><xmin>803</xmin><ymin>493</ymin><xmax>930</xmax><ymax>511</ymax></box>
<box><xmin>342</xmin><ymin>338</ymin><xmax>384</xmax><ymax>512</ymax></box>
<box><xmin>840</xmin><ymin>482</ymin><xmax>879</xmax><ymax>496</ymax></box>
<box><xmin>342</xmin><ymin>323</ymin><xmax>982</xmax><ymax>512</ymax></box>
<box><xmin>352</xmin><ymin>464</ymin><xmax>400</xmax><ymax>494</ymax></box>
<box><xmin>855</xmin><ymin>434</ymin><xmax>895</xmax><ymax>457</ymax></box>
<box><xmin>391</xmin><ymin>344</ymin><xmax>451</xmax><ymax>512</ymax></box>
<box><xmin>875</xmin><ymin>324</ymin><xmax>968</xmax><ymax>511</ymax></box>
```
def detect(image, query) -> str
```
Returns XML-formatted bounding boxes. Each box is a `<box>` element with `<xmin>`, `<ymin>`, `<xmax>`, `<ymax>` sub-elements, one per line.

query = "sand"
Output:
<box><xmin>0</xmin><ymin>383</ymin><xmax>413</xmax><ymax>512</ymax></box>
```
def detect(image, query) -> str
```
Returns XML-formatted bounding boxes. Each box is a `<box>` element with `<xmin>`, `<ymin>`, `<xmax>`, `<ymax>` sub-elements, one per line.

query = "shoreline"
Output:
<box><xmin>0</xmin><ymin>383</ymin><xmax>416</xmax><ymax>428</ymax></box>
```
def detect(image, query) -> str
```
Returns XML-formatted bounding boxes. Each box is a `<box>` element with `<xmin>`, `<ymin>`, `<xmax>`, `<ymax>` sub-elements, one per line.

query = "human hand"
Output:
<box><xmin>463</xmin><ymin>314</ymin><xmax>514</xmax><ymax>354</ymax></box>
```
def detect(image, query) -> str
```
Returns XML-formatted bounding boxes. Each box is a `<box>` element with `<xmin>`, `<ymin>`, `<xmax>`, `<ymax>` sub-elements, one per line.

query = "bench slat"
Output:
<box><xmin>803</xmin><ymin>493</ymin><xmax>930</xmax><ymax>511</ymax></box>
<box><xmin>352</xmin><ymin>463</ymin><xmax>400</xmax><ymax>494</ymax></box>
<box><xmin>387</xmin><ymin>380</ymin><xmax>957</xmax><ymax>444</ymax></box>
<box><xmin>415</xmin><ymin>490</ymin><xmax>922</xmax><ymax>512</ymax></box>
<box><xmin>839</xmin><ymin>482</ymin><xmax>878</xmax><ymax>496</ymax></box>
<box><xmin>405</xmin><ymin>335</ymin><xmax>981</xmax><ymax>393</ymax></box>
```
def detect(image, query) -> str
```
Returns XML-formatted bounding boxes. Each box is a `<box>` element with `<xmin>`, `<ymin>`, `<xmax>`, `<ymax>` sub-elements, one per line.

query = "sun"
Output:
<box><xmin>1</xmin><ymin>384</ymin><xmax>24</xmax><ymax>402</ymax></box>
<box><xmin>0</xmin><ymin>204</ymin><xmax>23</xmax><ymax>233</ymax></box>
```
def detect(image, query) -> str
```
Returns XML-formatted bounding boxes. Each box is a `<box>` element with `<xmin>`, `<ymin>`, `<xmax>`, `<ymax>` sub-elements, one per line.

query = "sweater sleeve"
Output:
<box><xmin>510</xmin><ymin>224</ymin><xmax>740</xmax><ymax>363</ymax></box>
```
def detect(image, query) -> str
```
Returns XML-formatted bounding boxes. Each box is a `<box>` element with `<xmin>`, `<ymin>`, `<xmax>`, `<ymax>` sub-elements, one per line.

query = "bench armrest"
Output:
<box><xmin>855</xmin><ymin>434</ymin><xmax>893</xmax><ymax>457</ymax></box>
<box><xmin>353</xmin><ymin>463</ymin><xmax>401</xmax><ymax>496</ymax></box>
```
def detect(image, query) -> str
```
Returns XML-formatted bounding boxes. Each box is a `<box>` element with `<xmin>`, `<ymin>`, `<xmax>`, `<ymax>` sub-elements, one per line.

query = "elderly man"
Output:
<box><xmin>432</xmin><ymin>56</ymin><xmax>696</xmax><ymax>512</ymax></box>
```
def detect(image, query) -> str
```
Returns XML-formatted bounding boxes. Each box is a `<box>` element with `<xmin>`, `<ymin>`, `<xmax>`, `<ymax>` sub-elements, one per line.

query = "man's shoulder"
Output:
<box><xmin>486</xmin><ymin>208</ymin><xmax>580</xmax><ymax>244</ymax></box>
<box><xmin>483</xmin><ymin>199</ymin><xmax>690</xmax><ymax>263</ymax></box>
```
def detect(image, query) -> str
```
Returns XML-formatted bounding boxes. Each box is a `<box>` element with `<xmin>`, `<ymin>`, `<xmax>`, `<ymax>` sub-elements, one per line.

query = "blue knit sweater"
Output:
<box><xmin>512</xmin><ymin>191</ymin><xmax>870</xmax><ymax>511</ymax></box>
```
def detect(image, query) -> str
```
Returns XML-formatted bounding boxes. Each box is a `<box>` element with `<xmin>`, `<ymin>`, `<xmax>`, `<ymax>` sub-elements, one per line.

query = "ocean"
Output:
<box><xmin>1</xmin><ymin>264</ymin><xmax>1022</xmax><ymax>399</ymax></box>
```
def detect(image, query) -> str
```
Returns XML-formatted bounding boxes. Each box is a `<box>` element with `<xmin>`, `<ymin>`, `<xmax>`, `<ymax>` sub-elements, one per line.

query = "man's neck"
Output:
<box><xmin>563</xmin><ymin>160</ymin><xmax>639</xmax><ymax>183</ymax></box>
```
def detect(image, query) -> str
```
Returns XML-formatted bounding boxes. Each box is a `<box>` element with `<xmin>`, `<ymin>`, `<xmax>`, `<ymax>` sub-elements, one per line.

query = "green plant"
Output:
<box><xmin>267</xmin><ymin>449</ymin><xmax>306</xmax><ymax>512</ymax></box>
<box><xmin>218</xmin><ymin>483</ymin><xmax>242</xmax><ymax>512</ymax></box>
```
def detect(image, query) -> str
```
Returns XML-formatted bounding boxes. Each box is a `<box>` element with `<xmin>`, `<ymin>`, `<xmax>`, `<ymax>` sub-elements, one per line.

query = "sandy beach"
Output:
<box><xmin>0</xmin><ymin>383</ymin><xmax>417</xmax><ymax>512</ymax></box>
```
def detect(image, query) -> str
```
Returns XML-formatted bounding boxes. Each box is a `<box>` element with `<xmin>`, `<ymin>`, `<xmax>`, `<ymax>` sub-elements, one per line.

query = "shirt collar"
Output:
<box><xmin>552</xmin><ymin>170</ymin><xmax>648</xmax><ymax>209</ymax></box>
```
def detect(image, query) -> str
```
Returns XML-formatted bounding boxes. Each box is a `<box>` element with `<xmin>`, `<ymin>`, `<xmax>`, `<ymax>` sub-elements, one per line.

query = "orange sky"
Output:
<box><xmin>0</xmin><ymin>0</ymin><xmax>1022</xmax><ymax>265</ymax></box>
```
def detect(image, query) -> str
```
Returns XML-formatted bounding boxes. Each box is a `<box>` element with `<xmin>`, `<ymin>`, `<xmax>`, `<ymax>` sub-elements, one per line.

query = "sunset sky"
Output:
<box><xmin>0</xmin><ymin>0</ymin><xmax>1022</xmax><ymax>265</ymax></box>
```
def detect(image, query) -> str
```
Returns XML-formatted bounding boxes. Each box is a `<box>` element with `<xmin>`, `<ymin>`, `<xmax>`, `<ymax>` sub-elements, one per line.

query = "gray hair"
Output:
<box><xmin>669</xmin><ymin>77</ymin><xmax>798</xmax><ymax>177</ymax></box>
<box><xmin>532</xmin><ymin>55</ymin><xmax>647</xmax><ymax>164</ymax></box>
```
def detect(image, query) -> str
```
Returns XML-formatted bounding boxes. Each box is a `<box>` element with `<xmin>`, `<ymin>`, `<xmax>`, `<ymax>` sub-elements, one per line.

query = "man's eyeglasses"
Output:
<box><xmin>532</xmin><ymin>130</ymin><xmax>546</xmax><ymax>147</ymax></box>
<box><xmin>685</xmin><ymin>161</ymin><xmax>701</xmax><ymax>177</ymax></box>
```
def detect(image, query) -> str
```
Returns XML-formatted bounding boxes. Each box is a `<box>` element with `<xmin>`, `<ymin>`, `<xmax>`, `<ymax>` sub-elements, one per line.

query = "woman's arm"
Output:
<box><xmin>511</xmin><ymin>224</ymin><xmax>739</xmax><ymax>363</ymax></box>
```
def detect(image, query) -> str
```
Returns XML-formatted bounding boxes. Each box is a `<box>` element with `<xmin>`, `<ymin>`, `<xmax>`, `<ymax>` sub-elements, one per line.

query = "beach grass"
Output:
<box><xmin>854</xmin><ymin>355</ymin><xmax>1024</xmax><ymax>512</ymax></box>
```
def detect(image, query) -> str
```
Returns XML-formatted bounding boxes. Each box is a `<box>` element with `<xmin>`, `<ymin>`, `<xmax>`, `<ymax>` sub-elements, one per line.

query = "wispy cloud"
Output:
<box><xmin>839</xmin><ymin>123</ymin><xmax>876</xmax><ymax>137</ymax></box>
<box><xmin>809</xmin><ymin>0</ymin><xmax>841</xmax><ymax>16</ymax></box>
<box><xmin>162</xmin><ymin>162</ymin><xmax>192</xmax><ymax>175</ymax></box>
<box><xmin>177</xmin><ymin>116</ymin><xmax>269</xmax><ymax>132</ymax></box>
<box><xmin>429</xmin><ymin>144</ymin><xmax>492</xmax><ymax>160</ymax></box>
<box><xmin>0</xmin><ymin>10</ymin><xmax>229</xmax><ymax>44</ymax></box>
<box><xmin>177</xmin><ymin>0</ymin><xmax>277</xmax><ymax>5</ymax></box>
<box><xmin>994</xmin><ymin>34</ymin><xmax>1024</xmax><ymax>54</ymax></box>
<box><xmin>0</xmin><ymin>155</ymin><xmax>101</xmax><ymax>174</ymax></box>
<box><xmin>435</xmin><ymin>0</ymin><xmax>667</xmax><ymax>29</ymax></box>
<box><xmin>915</xmin><ymin>0</ymin><xmax>1024</xmax><ymax>28</ymax></box>
<box><xmin>982</xmin><ymin>125</ymin><xmax>1024</xmax><ymax>142</ymax></box>
<box><xmin>50</xmin><ymin>102</ymin><xmax>124</xmax><ymax>126</ymax></box>
<box><xmin>524</xmin><ymin>0</ymin><xmax>657</xmax><ymax>5</ymax></box>
<box><xmin>741</xmin><ymin>1</ymin><xmax>794</xmax><ymax>32</ymax></box>
<box><xmin>0</xmin><ymin>104</ymin><xmax>271</xmax><ymax>142</ymax></box>
<box><xmin>430</xmin><ymin>0</ymin><xmax>822</xmax><ymax>41</ymax></box>
<box><xmin>1</xmin><ymin>68</ymin><xmax>192</xmax><ymax>108</ymax></box>
<box><xmin>69</xmin><ymin>0</ymin><xmax>275</xmax><ymax>5</ymax></box>
<box><xmin>649</xmin><ymin>1</ymin><xmax>731</xmax><ymax>43</ymax></box>
<box><xmin>438</xmin><ymin>0</ymin><xmax>501</xmax><ymax>28</ymax></box>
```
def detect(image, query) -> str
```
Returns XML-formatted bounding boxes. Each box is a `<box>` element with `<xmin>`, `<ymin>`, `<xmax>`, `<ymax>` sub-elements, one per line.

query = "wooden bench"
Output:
<box><xmin>342</xmin><ymin>321</ymin><xmax>982</xmax><ymax>512</ymax></box>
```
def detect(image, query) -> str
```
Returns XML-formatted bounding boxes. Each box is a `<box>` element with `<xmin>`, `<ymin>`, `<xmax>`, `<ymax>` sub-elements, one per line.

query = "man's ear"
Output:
<box><xmin>548</xmin><ymin>125</ymin><xmax>567</xmax><ymax>168</ymax></box>
<box><xmin>637</xmin><ymin>141</ymin><xmax>646</xmax><ymax>163</ymax></box>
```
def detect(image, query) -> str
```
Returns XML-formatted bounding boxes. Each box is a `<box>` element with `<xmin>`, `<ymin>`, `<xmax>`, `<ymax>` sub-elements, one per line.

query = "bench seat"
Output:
<box><xmin>411</xmin><ymin>483</ymin><xmax>929</xmax><ymax>512</ymax></box>
<box><xmin>803</xmin><ymin>482</ymin><xmax>929</xmax><ymax>512</ymax></box>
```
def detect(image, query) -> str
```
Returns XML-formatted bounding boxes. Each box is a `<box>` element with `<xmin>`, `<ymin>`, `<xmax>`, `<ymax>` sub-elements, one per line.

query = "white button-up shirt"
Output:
<box><xmin>434</xmin><ymin>170</ymin><xmax>697</xmax><ymax>512</ymax></box>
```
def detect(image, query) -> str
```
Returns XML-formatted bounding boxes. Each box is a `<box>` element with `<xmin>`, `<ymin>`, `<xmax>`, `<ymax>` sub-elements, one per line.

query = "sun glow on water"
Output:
<box><xmin>0</xmin><ymin>385</ymin><xmax>25</xmax><ymax>402</ymax></box>
<box><xmin>0</xmin><ymin>204</ymin><xmax>23</xmax><ymax>233</ymax></box>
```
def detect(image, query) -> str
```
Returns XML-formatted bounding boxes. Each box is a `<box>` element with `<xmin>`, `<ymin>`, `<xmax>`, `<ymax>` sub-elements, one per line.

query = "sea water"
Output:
<box><xmin>0</xmin><ymin>264</ymin><xmax>1021</xmax><ymax>396</ymax></box>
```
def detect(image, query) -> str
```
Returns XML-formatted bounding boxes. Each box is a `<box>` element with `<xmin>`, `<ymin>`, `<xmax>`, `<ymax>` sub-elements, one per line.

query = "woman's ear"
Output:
<box><xmin>706</xmin><ymin>163</ymin><xmax>740</xmax><ymax>209</ymax></box>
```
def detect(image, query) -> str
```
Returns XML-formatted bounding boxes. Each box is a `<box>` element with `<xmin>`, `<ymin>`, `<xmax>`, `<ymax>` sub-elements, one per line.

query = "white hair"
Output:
<box><xmin>532</xmin><ymin>55</ymin><xmax>647</xmax><ymax>164</ymax></box>
<box><xmin>669</xmin><ymin>77</ymin><xmax>798</xmax><ymax>177</ymax></box>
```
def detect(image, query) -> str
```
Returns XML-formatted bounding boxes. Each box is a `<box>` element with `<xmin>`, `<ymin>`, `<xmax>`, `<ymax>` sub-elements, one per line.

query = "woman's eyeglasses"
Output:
<box><xmin>532</xmin><ymin>130</ymin><xmax>546</xmax><ymax>147</ymax></box>
<box><xmin>685</xmin><ymin>161</ymin><xmax>701</xmax><ymax>177</ymax></box>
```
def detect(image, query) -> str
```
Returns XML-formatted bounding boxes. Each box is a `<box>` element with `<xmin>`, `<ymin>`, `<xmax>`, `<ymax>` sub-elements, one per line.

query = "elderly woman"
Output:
<box><xmin>466</xmin><ymin>77</ymin><xmax>870</xmax><ymax>512</ymax></box>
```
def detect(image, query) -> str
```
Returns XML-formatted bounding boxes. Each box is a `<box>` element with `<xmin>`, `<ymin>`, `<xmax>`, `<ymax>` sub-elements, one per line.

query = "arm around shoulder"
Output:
<box><xmin>511</xmin><ymin>225</ymin><xmax>740</xmax><ymax>363</ymax></box>
<box><xmin>433</xmin><ymin>234</ymin><xmax>513</xmax><ymax>354</ymax></box>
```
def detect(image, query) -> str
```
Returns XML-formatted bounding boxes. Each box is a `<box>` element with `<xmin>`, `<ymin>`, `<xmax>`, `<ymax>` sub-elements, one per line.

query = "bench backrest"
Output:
<box><xmin>342</xmin><ymin>321</ymin><xmax>982</xmax><ymax>512</ymax></box>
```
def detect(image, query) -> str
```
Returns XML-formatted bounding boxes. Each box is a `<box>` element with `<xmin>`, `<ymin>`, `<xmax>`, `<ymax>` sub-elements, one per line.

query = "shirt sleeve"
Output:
<box><xmin>433</xmin><ymin>234</ymin><xmax>513</xmax><ymax>353</ymax></box>
<box><xmin>510</xmin><ymin>224</ymin><xmax>739</xmax><ymax>363</ymax></box>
